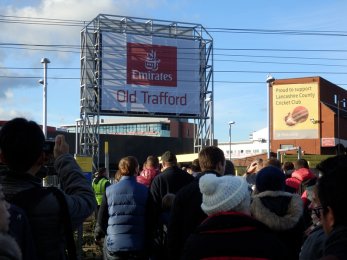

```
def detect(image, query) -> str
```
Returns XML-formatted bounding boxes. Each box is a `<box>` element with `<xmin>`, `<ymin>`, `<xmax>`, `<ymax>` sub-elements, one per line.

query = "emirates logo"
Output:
<box><xmin>144</xmin><ymin>50</ymin><xmax>160</xmax><ymax>72</ymax></box>
<box><xmin>127</xmin><ymin>43</ymin><xmax>177</xmax><ymax>87</ymax></box>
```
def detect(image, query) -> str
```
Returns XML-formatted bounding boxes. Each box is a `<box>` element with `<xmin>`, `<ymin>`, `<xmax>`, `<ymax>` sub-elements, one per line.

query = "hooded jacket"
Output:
<box><xmin>251</xmin><ymin>190</ymin><xmax>304</xmax><ymax>259</ymax></box>
<box><xmin>2</xmin><ymin>154</ymin><xmax>96</xmax><ymax>260</ymax></box>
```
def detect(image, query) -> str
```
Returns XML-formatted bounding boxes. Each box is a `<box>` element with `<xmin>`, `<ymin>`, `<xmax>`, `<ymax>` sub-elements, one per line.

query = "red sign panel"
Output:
<box><xmin>322</xmin><ymin>138</ymin><xmax>335</xmax><ymax>147</ymax></box>
<box><xmin>127</xmin><ymin>43</ymin><xmax>177</xmax><ymax>87</ymax></box>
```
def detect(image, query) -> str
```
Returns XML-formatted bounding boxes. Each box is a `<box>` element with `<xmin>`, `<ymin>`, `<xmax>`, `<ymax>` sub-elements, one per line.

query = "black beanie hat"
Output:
<box><xmin>256</xmin><ymin>166</ymin><xmax>285</xmax><ymax>193</ymax></box>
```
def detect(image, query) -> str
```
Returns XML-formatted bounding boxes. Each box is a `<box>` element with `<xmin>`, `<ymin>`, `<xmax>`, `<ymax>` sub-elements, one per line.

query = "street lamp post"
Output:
<box><xmin>205</xmin><ymin>96</ymin><xmax>213</xmax><ymax>146</ymax></box>
<box><xmin>228</xmin><ymin>121</ymin><xmax>235</xmax><ymax>161</ymax></box>
<box><xmin>334</xmin><ymin>94</ymin><xmax>346</xmax><ymax>154</ymax></box>
<box><xmin>266</xmin><ymin>74</ymin><xmax>275</xmax><ymax>159</ymax></box>
<box><xmin>39</xmin><ymin>58</ymin><xmax>50</xmax><ymax>138</ymax></box>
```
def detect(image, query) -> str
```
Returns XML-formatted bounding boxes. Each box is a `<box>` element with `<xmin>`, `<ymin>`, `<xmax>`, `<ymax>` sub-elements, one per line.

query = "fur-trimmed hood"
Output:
<box><xmin>250</xmin><ymin>190</ymin><xmax>303</xmax><ymax>231</ymax></box>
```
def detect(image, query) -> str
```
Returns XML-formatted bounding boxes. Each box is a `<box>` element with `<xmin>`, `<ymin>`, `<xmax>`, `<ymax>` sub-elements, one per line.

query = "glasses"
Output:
<box><xmin>312</xmin><ymin>206</ymin><xmax>323</xmax><ymax>218</ymax></box>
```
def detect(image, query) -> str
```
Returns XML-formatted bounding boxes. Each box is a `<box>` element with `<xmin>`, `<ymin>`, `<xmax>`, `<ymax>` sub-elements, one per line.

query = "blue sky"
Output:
<box><xmin>1</xmin><ymin>0</ymin><xmax>347</xmax><ymax>142</ymax></box>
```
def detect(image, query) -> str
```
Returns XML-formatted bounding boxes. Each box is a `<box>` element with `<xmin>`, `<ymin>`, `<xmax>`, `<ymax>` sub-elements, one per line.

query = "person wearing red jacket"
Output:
<box><xmin>136</xmin><ymin>155</ymin><xmax>160</xmax><ymax>188</ymax></box>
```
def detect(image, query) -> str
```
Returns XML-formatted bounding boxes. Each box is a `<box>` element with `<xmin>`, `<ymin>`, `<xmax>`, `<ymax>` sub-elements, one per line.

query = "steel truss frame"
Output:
<box><xmin>79</xmin><ymin>14</ymin><xmax>213</xmax><ymax>168</ymax></box>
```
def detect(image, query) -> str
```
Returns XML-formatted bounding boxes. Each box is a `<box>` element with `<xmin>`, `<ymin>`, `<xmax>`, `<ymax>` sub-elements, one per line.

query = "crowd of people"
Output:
<box><xmin>1</xmin><ymin>117</ymin><xmax>347</xmax><ymax>259</ymax></box>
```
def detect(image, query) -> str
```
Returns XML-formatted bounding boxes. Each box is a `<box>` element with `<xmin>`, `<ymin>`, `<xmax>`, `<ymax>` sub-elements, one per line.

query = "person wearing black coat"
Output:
<box><xmin>167</xmin><ymin>146</ymin><xmax>225</xmax><ymax>260</ymax></box>
<box><xmin>150</xmin><ymin>151</ymin><xmax>194</xmax><ymax>215</ymax></box>
<box><xmin>182</xmin><ymin>174</ymin><xmax>288</xmax><ymax>260</ymax></box>
<box><xmin>250</xmin><ymin>166</ymin><xmax>305</xmax><ymax>260</ymax></box>
<box><xmin>316</xmin><ymin>155</ymin><xmax>347</xmax><ymax>259</ymax></box>
<box><xmin>149</xmin><ymin>151</ymin><xmax>193</xmax><ymax>259</ymax></box>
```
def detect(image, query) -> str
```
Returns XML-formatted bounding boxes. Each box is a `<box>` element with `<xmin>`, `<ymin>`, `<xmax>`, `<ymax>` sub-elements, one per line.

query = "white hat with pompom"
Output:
<box><xmin>199</xmin><ymin>174</ymin><xmax>249</xmax><ymax>216</ymax></box>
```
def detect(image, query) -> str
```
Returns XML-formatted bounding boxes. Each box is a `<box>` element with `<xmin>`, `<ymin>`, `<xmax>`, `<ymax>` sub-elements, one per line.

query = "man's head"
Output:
<box><xmin>198</xmin><ymin>146</ymin><xmax>225</xmax><ymax>174</ymax></box>
<box><xmin>0</xmin><ymin>118</ymin><xmax>45</xmax><ymax>173</ymax></box>
<box><xmin>161</xmin><ymin>151</ymin><xmax>177</xmax><ymax>169</ymax></box>
<box><xmin>95</xmin><ymin>167</ymin><xmax>106</xmax><ymax>178</ymax></box>
<box><xmin>264</xmin><ymin>158</ymin><xmax>282</xmax><ymax>169</ymax></box>
<box><xmin>295</xmin><ymin>158</ymin><xmax>309</xmax><ymax>169</ymax></box>
<box><xmin>187</xmin><ymin>158</ymin><xmax>201</xmax><ymax>174</ymax></box>
<box><xmin>316</xmin><ymin>155</ymin><xmax>347</xmax><ymax>234</ymax></box>
<box><xmin>224</xmin><ymin>159</ymin><xmax>235</xmax><ymax>175</ymax></box>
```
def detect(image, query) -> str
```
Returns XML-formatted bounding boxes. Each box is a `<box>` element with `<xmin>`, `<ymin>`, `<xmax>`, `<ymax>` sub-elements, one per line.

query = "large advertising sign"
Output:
<box><xmin>100</xmin><ymin>32</ymin><xmax>201</xmax><ymax>116</ymax></box>
<box><xmin>273</xmin><ymin>83</ymin><xmax>319</xmax><ymax>140</ymax></box>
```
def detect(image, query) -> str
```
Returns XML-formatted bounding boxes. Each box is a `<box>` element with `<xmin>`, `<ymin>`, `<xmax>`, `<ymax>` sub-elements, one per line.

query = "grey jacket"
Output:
<box><xmin>2</xmin><ymin>154</ymin><xmax>96</xmax><ymax>260</ymax></box>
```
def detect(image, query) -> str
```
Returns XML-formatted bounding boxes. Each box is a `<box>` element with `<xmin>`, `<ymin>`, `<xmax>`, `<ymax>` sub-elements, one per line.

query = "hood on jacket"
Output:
<box><xmin>250</xmin><ymin>190</ymin><xmax>303</xmax><ymax>231</ymax></box>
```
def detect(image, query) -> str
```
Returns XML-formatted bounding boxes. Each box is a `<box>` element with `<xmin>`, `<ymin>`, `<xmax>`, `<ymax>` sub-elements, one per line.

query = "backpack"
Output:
<box><xmin>7</xmin><ymin>187</ymin><xmax>77</xmax><ymax>260</ymax></box>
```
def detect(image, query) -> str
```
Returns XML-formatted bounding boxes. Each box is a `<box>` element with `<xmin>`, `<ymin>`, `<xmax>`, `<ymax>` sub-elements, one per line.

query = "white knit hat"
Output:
<box><xmin>199</xmin><ymin>174</ymin><xmax>249</xmax><ymax>216</ymax></box>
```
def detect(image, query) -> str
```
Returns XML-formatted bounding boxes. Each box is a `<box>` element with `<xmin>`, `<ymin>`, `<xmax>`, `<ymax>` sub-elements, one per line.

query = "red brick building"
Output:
<box><xmin>270</xmin><ymin>76</ymin><xmax>347</xmax><ymax>155</ymax></box>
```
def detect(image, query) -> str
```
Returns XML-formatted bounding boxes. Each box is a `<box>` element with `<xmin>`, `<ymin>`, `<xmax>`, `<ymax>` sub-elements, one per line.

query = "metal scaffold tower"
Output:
<box><xmin>79</xmin><ymin>14</ymin><xmax>213</xmax><ymax>169</ymax></box>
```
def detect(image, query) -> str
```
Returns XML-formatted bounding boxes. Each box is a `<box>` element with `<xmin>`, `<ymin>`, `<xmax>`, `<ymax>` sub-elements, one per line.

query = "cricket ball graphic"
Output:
<box><xmin>284</xmin><ymin>106</ymin><xmax>309</xmax><ymax>126</ymax></box>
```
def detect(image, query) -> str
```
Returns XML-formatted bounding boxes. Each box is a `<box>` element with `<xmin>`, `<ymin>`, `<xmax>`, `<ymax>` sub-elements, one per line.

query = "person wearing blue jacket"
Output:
<box><xmin>95</xmin><ymin>156</ymin><xmax>153</xmax><ymax>260</ymax></box>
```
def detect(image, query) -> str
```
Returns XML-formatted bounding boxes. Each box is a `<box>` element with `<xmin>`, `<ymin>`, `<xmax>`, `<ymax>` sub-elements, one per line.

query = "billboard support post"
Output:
<box><xmin>266</xmin><ymin>74</ymin><xmax>275</xmax><ymax>159</ymax></box>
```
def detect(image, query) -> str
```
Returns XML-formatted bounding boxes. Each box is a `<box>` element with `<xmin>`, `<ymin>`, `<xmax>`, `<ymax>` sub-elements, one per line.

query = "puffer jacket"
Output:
<box><xmin>2</xmin><ymin>153</ymin><xmax>97</xmax><ymax>260</ymax></box>
<box><xmin>251</xmin><ymin>190</ymin><xmax>304</xmax><ymax>260</ymax></box>
<box><xmin>100</xmin><ymin>176</ymin><xmax>149</xmax><ymax>253</ymax></box>
<box><xmin>285</xmin><ymin>168</ymin><xmax>316</xmax><ymax>193</ymax></box>
<box><xmin>136</xmin><ymin>167</ymin><xmax>159</xmax><ymax>187</ymax></box>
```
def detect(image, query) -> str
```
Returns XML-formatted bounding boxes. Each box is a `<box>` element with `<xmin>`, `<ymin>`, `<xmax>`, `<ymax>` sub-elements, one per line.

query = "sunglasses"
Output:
<box><xmin>312</xmin><ymin>206</ymin><xmax>323</xmax><ymax>218</ymax></box>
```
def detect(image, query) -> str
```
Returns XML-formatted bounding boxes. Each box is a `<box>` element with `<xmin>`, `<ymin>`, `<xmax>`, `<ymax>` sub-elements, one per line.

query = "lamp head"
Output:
<box><xmin>266</xmin><ymin>74</ymin><xmax>275</xmax><ymax>83</ymax></box>
<box><xmin>41</xmin><ymin>58</ymin><xmax>50</xmax><ymax>64</ymax></box>
<box><xmin>229</xmin><ymin>121</ymin><xmax>235</xmax><ymax>125</ymax></box>
<box><xmin>38</xmin><ymin>79</ymin><xmax>44</xmax><ymax>85</ymax></box>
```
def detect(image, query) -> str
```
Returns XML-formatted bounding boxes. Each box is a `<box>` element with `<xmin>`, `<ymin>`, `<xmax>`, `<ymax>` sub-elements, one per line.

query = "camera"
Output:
<box><xmin>43</xmin><ymin>139</ymin><xmax>55</xmax><ymax>155</ymax></box>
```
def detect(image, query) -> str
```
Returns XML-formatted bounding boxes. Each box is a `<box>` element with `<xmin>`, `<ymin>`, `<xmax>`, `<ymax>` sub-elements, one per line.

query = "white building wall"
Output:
<box><xmin>218</xmin><ymin>128</ymin><xmax>268</xmax><ymax>159</ymax></box>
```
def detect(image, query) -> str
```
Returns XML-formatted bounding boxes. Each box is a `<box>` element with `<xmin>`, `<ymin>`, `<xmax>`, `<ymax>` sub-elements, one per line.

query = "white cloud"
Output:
<box><xmin>1</xmin><ymin>0</ymin><xmax>166</xmax><ymax>46</ymax></box>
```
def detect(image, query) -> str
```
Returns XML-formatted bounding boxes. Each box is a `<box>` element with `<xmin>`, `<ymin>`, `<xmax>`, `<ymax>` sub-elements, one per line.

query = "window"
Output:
<box><xmin>280</xmin><ymin>144</ymin><xmax>294</xmax><ymax>149</ymax></box>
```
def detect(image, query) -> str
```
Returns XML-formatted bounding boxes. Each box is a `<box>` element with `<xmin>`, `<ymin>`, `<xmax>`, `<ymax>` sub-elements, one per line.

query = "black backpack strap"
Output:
<box><xmin>48</xmin><ymin>187</ymin><xmax>77</xmax><ymax>260</ymax></box>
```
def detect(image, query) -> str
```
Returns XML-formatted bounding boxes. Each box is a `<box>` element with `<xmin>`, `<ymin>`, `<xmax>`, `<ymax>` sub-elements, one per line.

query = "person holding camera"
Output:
<box><xmin>0</xmin><ymin>118</ymin><xmax>96</xmax><ymax>260</ymax></box>
<box><xmin>244</xmin><ymin>158</ymin><xmax>264</xmax><ymax>189</ymax></box>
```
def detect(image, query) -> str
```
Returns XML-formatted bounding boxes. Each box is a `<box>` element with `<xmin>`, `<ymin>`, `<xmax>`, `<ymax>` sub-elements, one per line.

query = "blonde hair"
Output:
<box><xmin>118</xmin><ymin>156</ymin><xmax>139</xmax><ymax>176</ymax></box>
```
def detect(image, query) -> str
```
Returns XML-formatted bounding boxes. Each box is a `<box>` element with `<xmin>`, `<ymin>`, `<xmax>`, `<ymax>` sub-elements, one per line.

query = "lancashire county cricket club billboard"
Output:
<box><xmin>100</xmin><ymin>32</ymin><xmax>201</xmax><ymax>117</ymax></box>
<box><xmin>273</xmin><ymin>82</ymin><xmax>319</xmax><ymax>140</ymax></box>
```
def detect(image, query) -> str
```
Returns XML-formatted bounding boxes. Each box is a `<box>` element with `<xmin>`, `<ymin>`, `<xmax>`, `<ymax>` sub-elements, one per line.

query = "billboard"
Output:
<box><xmin>273</xmin><ymin>82</ymin><xmax>319</xmax><ymax>140</ymax></box>
<box><xmin>100</xmin><ymin>32</ymin><xmax>201</xmax><ymax>116</ymax></box>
